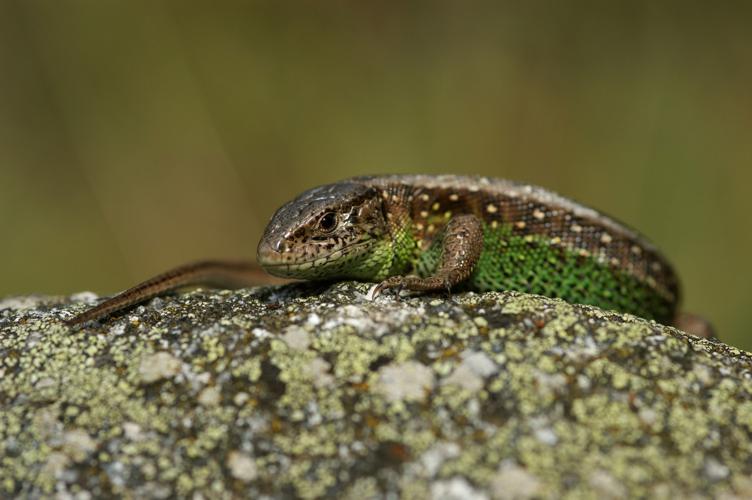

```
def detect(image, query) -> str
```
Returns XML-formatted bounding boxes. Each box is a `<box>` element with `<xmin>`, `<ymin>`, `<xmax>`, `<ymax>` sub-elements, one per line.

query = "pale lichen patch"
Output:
<box><xmin>227</xmin><ymin>451</ymin><xmax>258</xmax><ymax>482</ymax></box>
<box><xmin>138</xmin><ymin>351</ymin><xmax>182</xmax><ymax>383</ymax></box>
<box><xmin>490</xmin><ymin>461</ymin><xmax>542</xmax><ymax>500</ymax></box>
<box><xmin>374</xmin><ymin>361</ymin><xmax>435</xmax><ymax>402</ymax></box>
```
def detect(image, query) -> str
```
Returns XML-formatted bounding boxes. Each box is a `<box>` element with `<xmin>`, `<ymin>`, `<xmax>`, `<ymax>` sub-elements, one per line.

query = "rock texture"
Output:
<box><xmin>1</xmin><ymin>282</ymin><xmax>751</xmax><ymax>498</ymax></box>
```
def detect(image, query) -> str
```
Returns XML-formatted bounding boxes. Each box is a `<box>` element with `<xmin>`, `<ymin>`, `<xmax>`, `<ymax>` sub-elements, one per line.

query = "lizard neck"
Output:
<box><xmin>331</xmin><ymin>208</ymin><xmax>413</xmax><ymax>283</ymax></box>
<box><xmin>377</xmin><ymin>183</ymin><xmax>418</xmax><ymax>280</ymax></box>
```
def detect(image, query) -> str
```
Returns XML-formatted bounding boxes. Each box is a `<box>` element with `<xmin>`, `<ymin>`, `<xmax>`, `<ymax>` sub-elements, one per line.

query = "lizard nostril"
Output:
<box><xmin>257</xmin><ymin>238</ymin><xmax>286</xmax><ymax>266</ymax></box>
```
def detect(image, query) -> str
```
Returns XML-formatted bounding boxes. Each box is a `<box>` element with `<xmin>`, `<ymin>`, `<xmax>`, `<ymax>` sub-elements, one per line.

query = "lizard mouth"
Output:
<box><xmin>257</xmin><ymin>241</ymin><xmax>372</xmax><ymax>277</ymax></box>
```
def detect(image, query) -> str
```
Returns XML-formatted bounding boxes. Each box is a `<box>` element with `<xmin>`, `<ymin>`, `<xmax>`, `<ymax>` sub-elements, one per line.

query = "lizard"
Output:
<box><xmin>65</xmin><ymin>174</ymin><xmax>713</xmax><ymax>337</ymax></box>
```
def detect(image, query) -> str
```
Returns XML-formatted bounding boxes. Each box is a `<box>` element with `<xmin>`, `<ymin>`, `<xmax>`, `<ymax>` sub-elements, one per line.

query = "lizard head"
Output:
<box><xmin>257</xmin><ymin>182</ymin><xmax>390</xmax><ymax>280</ymax></box>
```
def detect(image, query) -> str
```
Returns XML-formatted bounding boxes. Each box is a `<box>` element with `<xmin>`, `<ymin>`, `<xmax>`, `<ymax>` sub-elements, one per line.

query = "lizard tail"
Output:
<box><xmin>674</xmin><ymin>312</ymin><xmax>717</xmax><ymax>340</ymax></box>
<box><xmin>64</xmin><ymin>260</ymin><xmax>293</xmax><ymax>328</ymax></box>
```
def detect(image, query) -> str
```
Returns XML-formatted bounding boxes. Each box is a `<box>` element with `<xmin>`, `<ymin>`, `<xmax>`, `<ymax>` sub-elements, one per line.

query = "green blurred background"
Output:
<box><xmin>1</xmin><ymin>2</ymin><xmax>749</xmax><ymax>347</ymax></box>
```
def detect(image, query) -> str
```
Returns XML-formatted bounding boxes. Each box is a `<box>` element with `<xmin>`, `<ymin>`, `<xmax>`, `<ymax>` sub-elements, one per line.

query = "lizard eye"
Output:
<box><xmin>317</xmin><ymin>212</ymin><xmax>338</xmax><ymax>232</ymax></box>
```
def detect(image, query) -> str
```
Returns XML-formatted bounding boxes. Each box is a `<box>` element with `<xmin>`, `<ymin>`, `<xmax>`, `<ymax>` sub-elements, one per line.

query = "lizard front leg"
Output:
<box><xmin>373</xmin><ymin>214</ymin><xmax>483</xmax><ymax>296</ymax></box>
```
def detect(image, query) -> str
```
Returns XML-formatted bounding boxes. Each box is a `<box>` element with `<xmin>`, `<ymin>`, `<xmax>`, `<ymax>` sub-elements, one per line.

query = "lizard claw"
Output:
<box><xmin>371</xmin><ymin>277</ymin><xmax>404</xmax><ymax>299</ymax></box>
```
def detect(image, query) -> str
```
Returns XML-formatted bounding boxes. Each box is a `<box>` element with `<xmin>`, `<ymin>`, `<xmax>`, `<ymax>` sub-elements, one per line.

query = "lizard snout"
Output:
<box><xmin>256</xmin><ymin>238</ymin><xmax>286</xmax><ymax>267</ymax></box>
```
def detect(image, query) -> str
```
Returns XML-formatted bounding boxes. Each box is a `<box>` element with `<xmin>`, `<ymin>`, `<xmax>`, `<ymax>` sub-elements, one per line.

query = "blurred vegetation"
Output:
<box><xmin>0</xmin><ymin>1</ymin><xmax>749</xmax><ymax>347</ymax></box>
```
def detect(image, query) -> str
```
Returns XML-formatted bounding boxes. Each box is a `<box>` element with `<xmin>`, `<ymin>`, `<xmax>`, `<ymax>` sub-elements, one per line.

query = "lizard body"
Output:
<box><xmin>68</xmin><ymin>175</ymin><xmax>691</xmax><ymax>330</ymax></box>
<box><xmin>258</xmin><ymin>175</ymin><xmax>678</xmax><ymax>324</ymax></box>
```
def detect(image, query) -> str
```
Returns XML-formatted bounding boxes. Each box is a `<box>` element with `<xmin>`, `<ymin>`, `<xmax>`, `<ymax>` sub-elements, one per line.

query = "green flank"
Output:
<box><xmin>412</xmin><ymin>223</ymin><xmax>674</xmax><ymax>324</ymax></box>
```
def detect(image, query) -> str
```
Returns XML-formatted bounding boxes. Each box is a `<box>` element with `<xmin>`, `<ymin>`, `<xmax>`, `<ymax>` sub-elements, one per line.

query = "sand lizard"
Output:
<box><xmin>66</xmin><ymin>175</ymin><xmax>711</xmax><ymax>336</ymax></box>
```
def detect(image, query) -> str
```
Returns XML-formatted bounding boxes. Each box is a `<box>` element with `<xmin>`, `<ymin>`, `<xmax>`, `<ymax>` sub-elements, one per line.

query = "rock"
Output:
<box><xmin>0</xmin><ymin>281</ymin><xmax>750</xmax><ymax>498</ymax></box>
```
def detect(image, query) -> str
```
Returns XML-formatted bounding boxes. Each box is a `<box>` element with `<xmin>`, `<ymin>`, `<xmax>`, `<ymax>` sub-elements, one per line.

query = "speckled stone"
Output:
<box><xmin>1</xmin><ymin>283</ymin><xmax>751</xmax><ymax>498</ymax></box>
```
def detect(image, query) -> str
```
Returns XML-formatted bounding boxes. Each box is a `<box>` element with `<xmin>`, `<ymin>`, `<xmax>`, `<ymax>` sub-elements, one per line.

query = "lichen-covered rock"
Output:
<box><xmin>1</xmin><ymin>282</ymin><xmax>751</xmax><ymax>498</ymax></box>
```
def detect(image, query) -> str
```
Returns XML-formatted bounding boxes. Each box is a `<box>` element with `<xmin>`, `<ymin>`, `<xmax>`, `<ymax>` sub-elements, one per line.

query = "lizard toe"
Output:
<box><xmin>372</xmin><ymin>277</ymin><xmax>404</xmax><ymax>298</ymax></box>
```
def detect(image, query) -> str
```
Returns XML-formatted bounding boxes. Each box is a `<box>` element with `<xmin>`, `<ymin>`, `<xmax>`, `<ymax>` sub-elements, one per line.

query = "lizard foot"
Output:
<box><xmin>372</xmin><ymin>275</ymin><xmax>456</xmax><ymax>299</ymax></box>
<box><xmin>371</xmin><ymin>276</ymin><xmax>406</xmax><ymax>299</ymax></box>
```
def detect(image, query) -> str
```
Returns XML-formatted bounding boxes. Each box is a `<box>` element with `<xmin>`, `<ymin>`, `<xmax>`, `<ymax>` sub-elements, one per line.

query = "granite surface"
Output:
<box><xmin>1</xmin><ymin>282</ymin><xmax>750</xmax><ymax>498</ymax></box>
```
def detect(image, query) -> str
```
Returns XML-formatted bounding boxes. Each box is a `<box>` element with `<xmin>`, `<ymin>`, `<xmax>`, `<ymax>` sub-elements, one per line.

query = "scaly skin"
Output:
<box><xmin>257</xmin><ymin>175</ymin><xmax>678</xmax><ymax>324</ymax></box>
<box><xmin>69</xmin><ymin>175</ymin><xmax>703</xmax><ymax>333</ymax></box>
